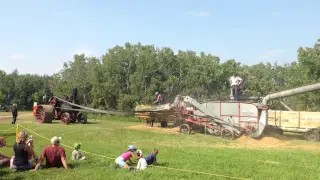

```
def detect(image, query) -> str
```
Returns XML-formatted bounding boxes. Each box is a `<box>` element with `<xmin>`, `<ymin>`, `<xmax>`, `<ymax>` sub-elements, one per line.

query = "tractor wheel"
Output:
<box><xmin>35</xmin><ymin>105</ymin><xmax>54</xmax><ymax>123</ymax></box>
<box><xmin>69</xmin><ymin>112</ymin><xmax>77</xmax><ymax>123</ymax></box>
<box><xmin>305</xmin><ymin>130</ymin><xmax>319</xmax><ymax>142</ymax></box>
<box><xmin>160</xmin><ymin>121</ymin><xmax>168</xmax><ymax>128</ymax></box>
<box><xmin>77</xmin><ymin>113</ymin><xmax>87</xmax><ymax>124</ymax></box>
<box><xmin>221</xmin><ymin>128</ymin><xmax>234</xmax><ymax>140</ymax></box>
<box><xmin>146</xmin><ymin>120</ymin><xmax>154</xmax><ymax>127</ymax></box>
<box><xmin>60</xmin><ymin>112</ymin><xmax>70</xmax><ymax>124</ymax></box>
<box><xmin>179</xmin><ymin>124</ymin><xmax>191</xmax><ymax>135</ymax></box>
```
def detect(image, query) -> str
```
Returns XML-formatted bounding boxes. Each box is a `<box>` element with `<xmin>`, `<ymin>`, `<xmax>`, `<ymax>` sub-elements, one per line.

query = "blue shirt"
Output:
<box><xmin>144</xmin><ymin>153</ymin><xmax>156</xmax><ymax>165</ymax></box>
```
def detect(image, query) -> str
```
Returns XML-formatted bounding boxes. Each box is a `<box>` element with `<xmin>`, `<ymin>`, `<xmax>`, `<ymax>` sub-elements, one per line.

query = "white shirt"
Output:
<box><xmin>229</xmin><ymin>76</ymin><xmax>242</xmax><ymax>86</ymax></box>
<box><xmin>136</xmin><ymin>158</ymin><xmax>148</xmax><ymax>170</ymax></box>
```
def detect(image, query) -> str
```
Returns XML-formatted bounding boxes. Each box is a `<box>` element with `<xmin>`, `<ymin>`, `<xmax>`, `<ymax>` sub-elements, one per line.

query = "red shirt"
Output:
<box><xmin>41</xmin><ymin>145</ymin><xmax>66</xmax><ymax>168</ymax></box>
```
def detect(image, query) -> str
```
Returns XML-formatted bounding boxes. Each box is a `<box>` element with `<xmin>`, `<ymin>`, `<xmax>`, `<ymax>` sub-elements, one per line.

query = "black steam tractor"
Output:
<box><xmin>35</xmin><ymin>88</ymin><xmax>87</xmax><ymax>124</ymax></box>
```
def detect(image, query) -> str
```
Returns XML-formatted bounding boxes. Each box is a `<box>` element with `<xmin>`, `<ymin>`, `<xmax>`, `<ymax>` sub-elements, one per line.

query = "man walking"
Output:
<box><xmin>12</xmin><ymin>104</ymin><xmax>18</xmax><ymax>124</ymax></box>
<box><xmin>229</xmin><ymin>74</ymin><xmax>243</xmax><ymax>101</ymax></box>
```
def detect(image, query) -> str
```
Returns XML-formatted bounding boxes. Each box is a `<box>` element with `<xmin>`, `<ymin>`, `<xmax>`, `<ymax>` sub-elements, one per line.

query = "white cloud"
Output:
<box><xmin>187</xmin><ymin>11</ymin><xmax>211</xmax><ymax>17</ymax></box>
<box><xmin>8</xmin><ymin>54</ymin><xmax>24</xmax><ymax>60</ymax></box>
<box><xmin>73</xmin><ymin>49</ymin><xmax>92</xmax><ymax>56</ymax></box>
<box><xmin>259</xmin><ymin>50</ymin><xmax>283</xmax><ymax>60</ymax></box>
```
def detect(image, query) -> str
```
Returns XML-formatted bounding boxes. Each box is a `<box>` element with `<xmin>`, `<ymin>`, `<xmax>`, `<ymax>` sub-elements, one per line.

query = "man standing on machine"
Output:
<box><xmin>229</xmin><ymin>74</ymin><xmax>243</xmax><ymax>101</ymax></box>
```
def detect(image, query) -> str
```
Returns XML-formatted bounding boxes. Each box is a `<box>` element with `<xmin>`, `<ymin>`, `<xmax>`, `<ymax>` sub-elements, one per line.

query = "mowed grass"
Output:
<box><xmin>1</xmin><ymin>112</ymin><xmax>320</xmax><ymax>180</ymax></box>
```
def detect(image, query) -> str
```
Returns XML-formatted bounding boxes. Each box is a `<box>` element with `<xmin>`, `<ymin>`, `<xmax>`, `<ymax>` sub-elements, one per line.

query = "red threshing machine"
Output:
<box><xmin>136</xmin><ymin>83</ymin><xmax>320</xmax><ymax>140</ymax></box>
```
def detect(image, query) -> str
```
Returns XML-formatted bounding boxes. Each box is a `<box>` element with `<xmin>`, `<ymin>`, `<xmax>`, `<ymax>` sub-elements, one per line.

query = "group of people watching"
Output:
<box><xmin>0</xmin><ymin>131</ymin><xmax>68</xmax><ymax>172</ymax></box>
<box><xmin>1</xmin><ymin>131</ymin><xmax>158</xmax><ymax>173</ymax></box>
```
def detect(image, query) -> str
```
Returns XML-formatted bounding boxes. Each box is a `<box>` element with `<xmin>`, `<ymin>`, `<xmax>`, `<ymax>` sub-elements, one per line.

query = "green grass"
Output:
<box><xmin>1</xmin><ymin>112</ymin><xmax>320</xmax><ymax>180</ymax></box>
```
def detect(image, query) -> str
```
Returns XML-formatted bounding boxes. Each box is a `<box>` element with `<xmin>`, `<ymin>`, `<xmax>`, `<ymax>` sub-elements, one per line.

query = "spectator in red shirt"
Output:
<box><xmin>33</xmin><ymin>136</ymin><xmax>68</xmax><ymax>171</ymax></box>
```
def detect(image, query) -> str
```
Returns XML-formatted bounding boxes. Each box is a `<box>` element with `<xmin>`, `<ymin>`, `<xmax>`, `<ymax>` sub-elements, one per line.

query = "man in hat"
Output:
<box><xmin>33</xmin><ymin>136</ymin><xmax>68</xmax><ymax>171</ymax></box>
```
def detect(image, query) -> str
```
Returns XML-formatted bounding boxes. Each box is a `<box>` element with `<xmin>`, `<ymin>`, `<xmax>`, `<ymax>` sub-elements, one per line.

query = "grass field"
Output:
<box><xmin>1</xmin><ymin>112</ymin><xmax>320</xmax><ymax>180</ymax></box>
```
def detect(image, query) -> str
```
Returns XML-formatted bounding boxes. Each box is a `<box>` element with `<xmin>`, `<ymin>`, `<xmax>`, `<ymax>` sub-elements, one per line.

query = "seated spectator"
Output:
<box><xmin>71</xmin><ymin>143</ymin><xmax>86</xmax><ymax>160</ymax></box>
<box><xmin>11</xmin><ymin>131</ymin><xmax>34</xmax><ymax>172</ymax></box>
<box><xmin>33</xmin><ymin>136</ymin><xmax>68</xmax><ymax>171</ymax></box>
<box><xmin>10</xmin><ymin>135</ymin><xmax>38</xmax><ymax>169</ymax></box>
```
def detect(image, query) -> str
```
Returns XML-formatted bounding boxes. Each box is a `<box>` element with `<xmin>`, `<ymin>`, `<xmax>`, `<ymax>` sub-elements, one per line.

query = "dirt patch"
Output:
<box><xmin>126</xmin><ymin>125</ymin><xmax>180</xmax><ymax>134</ymax></box>
<box><xmin>126</xmin><ymin>125</ymin><xmax>320</xmax><ymax>151</ymax></box>
<box><xmin>0</xmin><ymin>114</ymin><xmax>33</xmax><ymax>120</ymax></box>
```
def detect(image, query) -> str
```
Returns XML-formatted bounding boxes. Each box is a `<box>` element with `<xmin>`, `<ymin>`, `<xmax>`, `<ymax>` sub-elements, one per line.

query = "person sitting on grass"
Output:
<box><xmin>10</xmin><ymin>135</ymin><xmax>38</xmax><ymax>169</ymax></box>
<box><xmin>136</xmin><ymin>150</ymin><xmax>147</xmax><ymax>170</ymax></box>
<box><xmin>11</xmin><ymin>131</ymin><xmax>35</xmax><ymax>172</ymax></box>
<box><xmin>114</xmin><ymin>145</ymin><xmax>141</xmax><ymax>172</ymax></box>
<box><xmin>144</xmin><ymin>148</ymin><xmax>158</xmax><ymax>165</ymax></box>
<box><xmin>33</xmin><ymin>136</ymin><xmax>68</xmax><ymax>171</ymax></box>
<box><xmin>71</xmin><ymin>143</ymin><xmax>86</xmax><ymax>160</ymax></box>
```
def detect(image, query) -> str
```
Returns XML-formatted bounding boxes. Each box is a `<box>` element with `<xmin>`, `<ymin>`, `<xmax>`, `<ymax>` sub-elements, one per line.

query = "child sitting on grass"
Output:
<box><xmin>136</xmin><ymin>148</ymin><xmax>158</xmax><ymax>170</ymax></box>
<box><xmin>114</xmin><ymin>145</ymin><xmax>141</xmax><ymax>172</ymax></box>
<box><xmin>136</xmin><ymin>150</ymin><xmax>147</xmax><ymax>170</ymax></box>
<box><xmin>72</xmin><ymin>143</ymin><xmax>86</xmax><ymax>160</ymax></box>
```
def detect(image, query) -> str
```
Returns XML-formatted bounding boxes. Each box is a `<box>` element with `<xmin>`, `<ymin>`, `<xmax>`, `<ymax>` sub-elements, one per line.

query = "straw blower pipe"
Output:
<box><xmin>262</xmin><ymin>83</ymin><xmax>320</xmax><ymax>105</ymax></box>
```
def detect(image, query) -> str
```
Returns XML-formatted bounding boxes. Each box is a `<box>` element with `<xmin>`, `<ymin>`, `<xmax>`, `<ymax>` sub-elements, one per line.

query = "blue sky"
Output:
<box><xmin>0</xmin><ymin>0</ymin><xmax>319</xmax><ymax>75</ymax></box>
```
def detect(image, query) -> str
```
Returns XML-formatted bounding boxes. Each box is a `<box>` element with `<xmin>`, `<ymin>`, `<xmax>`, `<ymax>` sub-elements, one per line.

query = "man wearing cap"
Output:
<box><xmin>33</xmin><ymin>136</ymin><xmax>68</xmax><ymax>171</ymax></box>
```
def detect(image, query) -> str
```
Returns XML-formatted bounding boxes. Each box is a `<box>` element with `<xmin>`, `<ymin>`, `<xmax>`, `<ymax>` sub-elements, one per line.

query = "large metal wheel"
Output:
<box><xmin>221</xmin><ymin>128</ymin><xmax>234</xmax><ymax>140</ymax></box>
<box><xmin>35</xmin><ymin>105</ymin><xmax>54</xmax><ymax>123</ymax></box>
<box><xmin>146</xmin><ymin>120</ymin><xmax>154</xmax><ymax>127</ymax></box>
<box><xmin>60</xmin><ymin>112</ymin><xmax>70</xmax><ymax>124</ymax></box>
<box><xmin>305</xmin><ymin>130</ymin><xmax>319</xmax><ymax>142</ymax></box>
<box><xmin>77</xmin><ymin>113</ymin><xmax>87</xmax><ymax>124</ymax></box>
<box><xmin>160</xmin><ymin>121</ymin><xmax>168</xmax><ymax>127</ymax></box>
<box><xmin>179</xmin><ymin>124</ymin><xmax>191</xmax><ymax>135</ymax></box>
<box><xmin>69</xmin><ymin>112</ymin><xmax>77</xmax><ymax>123</ymax></box>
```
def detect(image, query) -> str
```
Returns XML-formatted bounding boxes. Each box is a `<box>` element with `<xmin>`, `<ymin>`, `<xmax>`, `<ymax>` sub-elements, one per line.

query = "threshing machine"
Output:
<box><xmin>136</xmin><ymin>83</ymin><xmax>320</xmax><ymax>140</ymax></box>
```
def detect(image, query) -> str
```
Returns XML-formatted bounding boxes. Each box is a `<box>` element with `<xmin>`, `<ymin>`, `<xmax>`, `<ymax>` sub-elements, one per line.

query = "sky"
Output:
<box><xmin>1</xmin><ymin>0</ymin><xmax>320</xmax><ymax>75</ymax></box>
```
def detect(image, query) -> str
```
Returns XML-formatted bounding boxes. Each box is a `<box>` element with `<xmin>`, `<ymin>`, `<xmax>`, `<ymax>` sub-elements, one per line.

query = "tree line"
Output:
<box><xmin>1</xmin><ymin>39</ymin><xmax>320</xmax><ymax>111</ymax></box>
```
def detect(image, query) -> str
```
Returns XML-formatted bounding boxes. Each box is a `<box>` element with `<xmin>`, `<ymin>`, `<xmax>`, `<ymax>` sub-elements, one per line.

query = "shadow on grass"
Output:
<box><xmin>0</xmin><ymin>168</ymin><xmax>24</xmax><ymax>180</ymax></box>
<box><xmin>153</xmin><ymin>162</ymin><xmax>169</xmax><ymax>167</ymax></box>
<box><xmin>83</xmin><ymin>121</ymin><xmax>99</xmax><ymax>125</ymax></box>
<box><xmin>0</xmin><ymin>168</ymin><xmax>10</xmax><ymax>177</ymax></box>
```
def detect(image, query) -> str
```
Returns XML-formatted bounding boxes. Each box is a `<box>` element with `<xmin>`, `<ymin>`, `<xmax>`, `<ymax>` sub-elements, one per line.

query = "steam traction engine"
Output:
<box><xmin>35</xmin><ymin>88</ymin><xmax>87</xmax><ymax>124</ymax></box>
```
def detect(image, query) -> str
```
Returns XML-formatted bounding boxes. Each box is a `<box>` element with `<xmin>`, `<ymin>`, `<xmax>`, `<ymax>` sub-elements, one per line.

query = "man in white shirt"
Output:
<box><xmin>229</xmin><ymin>74</ymin><xmax>243</xmax><ymax>101</ymax></box>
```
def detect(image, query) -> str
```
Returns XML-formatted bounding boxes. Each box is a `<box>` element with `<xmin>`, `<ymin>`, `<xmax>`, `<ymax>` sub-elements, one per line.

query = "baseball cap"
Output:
<box><xmin>51</xmin><ymin>136</ymin><xmax>62</xmax><ymax>145</ymax></box>
<box><xmin>74</xmin><ymin>143</ymin><xmax>81</xmax><ymax>150</ymax></box>
<box><xmin>136</xmin><ymin>149</ymin><xmax>142</xmax><ymax>155</ymax></box>
<box><xmin>127</xmin><ymin>145</ymin><xmax>136</xmax><ymax>151</ymax></box>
